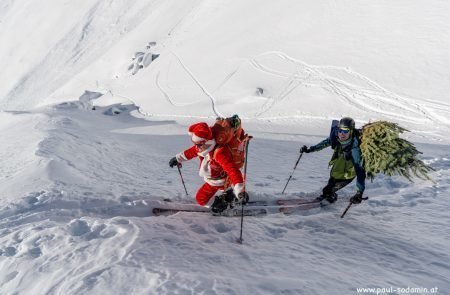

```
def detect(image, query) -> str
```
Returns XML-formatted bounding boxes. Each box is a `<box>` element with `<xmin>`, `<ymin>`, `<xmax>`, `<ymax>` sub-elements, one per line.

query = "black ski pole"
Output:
<box><xmin>341</xmin><ymin>197</ymin><xmax>368</xmax><ymax>218</ymax></box>
<box><xmin>340</xmin><ymin>202</ymin><xmax>353</xmax><ymax>218</ymax></box>
<box><xmin>177</xmin><ymin>164</ymin><xmax>189</xmax><ymax>196</ymax></box>
<box><xmin>238</xmin><ymin>136</ymin><xmax>252</xmax><ymax>244</ymax></box>
<box><xmin>281</xmin><ymin>152</ymin><xmax>304</xmax><ymax>194</ymax></box>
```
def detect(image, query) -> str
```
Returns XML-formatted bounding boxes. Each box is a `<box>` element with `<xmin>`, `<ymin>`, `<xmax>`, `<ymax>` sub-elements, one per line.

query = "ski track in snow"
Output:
<box><xmin>153</xmin><ymin>49</ymin><xmax>450</xmax><ymax>143</ymax></box>
<box><xmin>156</xmin><ymin>50</ymin><xmax>223</xmax><ymax>118</ymax></box>
<box><xmin>1</xmin><ymin>98</ymin><xmax>449</xmax><ymax>293</ymax></box>
<box><xmin>160</xmin><ymin>49</ymin><xmax>448</xmax><ymax>127</ymax></box>
<box><xmin>242</xmin><ymin>51</ymin><xmax>445</xmax><ymax>124</ymax></box>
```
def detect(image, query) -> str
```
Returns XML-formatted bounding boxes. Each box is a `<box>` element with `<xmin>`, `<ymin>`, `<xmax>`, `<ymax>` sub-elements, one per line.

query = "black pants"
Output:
<box><xmin>321</xmin><ymin>177</ymin><xmax>354</xmax><ymax>197</ymax></box>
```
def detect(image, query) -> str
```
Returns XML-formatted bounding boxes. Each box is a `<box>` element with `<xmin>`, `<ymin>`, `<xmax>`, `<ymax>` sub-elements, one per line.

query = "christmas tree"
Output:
<box><xmin>359</xmin><ymin>121</ymin><xmax>434</xmax><ymax>182</ymax></box>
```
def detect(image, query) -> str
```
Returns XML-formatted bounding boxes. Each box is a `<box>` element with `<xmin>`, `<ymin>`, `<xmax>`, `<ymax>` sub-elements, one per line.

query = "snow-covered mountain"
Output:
<box><xmin>0</xmin><ymin>1</ymin><xmax>449</xmax><ymax>294</ymax></box>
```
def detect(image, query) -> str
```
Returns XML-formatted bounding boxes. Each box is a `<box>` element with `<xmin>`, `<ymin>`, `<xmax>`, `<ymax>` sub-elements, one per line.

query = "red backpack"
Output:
<box><xmin>212</xmin><ymin>115</ymin><xmax>249</xmax><ymax>169</ymax></box>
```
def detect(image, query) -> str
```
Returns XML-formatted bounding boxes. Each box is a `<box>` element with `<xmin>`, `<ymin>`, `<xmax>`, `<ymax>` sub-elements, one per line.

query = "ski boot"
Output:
<box><xmin>211</xmin><ymin>190</ymin><xmax>236</xmax><ymax>213</ymax></box>
<box><xmin>315</xmin><ymin>192</ymin><xmax>338</xmax><ymax>204</ymax></box>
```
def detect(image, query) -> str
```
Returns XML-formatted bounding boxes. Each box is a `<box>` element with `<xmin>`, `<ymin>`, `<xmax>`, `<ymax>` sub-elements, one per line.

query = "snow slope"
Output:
<box><xmin>0</xmin><ymin>0</ymin><xmax>449</xmax><ymax>294</ymax></box>
<box><xmin>2</xmin><ymin>0</ymin><xmax>450</xmax><ymax>141</ymax></box>
<box><xmin>0</xmin><ymin>103</ymin><xmax>449</xmax><ymax>294</ymax></box>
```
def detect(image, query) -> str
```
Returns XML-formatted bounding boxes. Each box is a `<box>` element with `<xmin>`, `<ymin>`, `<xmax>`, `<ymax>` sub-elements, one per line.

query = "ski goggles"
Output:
<box><xmin>338</xmin><ymin>128</ymin><xmax>351</xmax><ymax>134</ymax></box>
<box><xmin>193</xmin><ymin>140</ymin><xmax>213</xmax><ymax>149</ymax></box>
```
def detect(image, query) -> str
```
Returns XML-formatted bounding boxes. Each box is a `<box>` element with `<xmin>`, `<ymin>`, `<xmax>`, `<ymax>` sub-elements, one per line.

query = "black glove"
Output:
<box><xmin>300</xmin><ymin>145</ymin><xmax>311</xmax><ymax>153</ymax></box>
<box><xmin>237</xmin><ymin>191</ymin><xmax>249</xmax><ymax>205</ymax></box>
<box><xmin>350</xmin><ymin>192</ymin><xmax>364</xmax><ymax>204</ymax></box>
<box><xmin>169</xmin><ymin>157</ymin><xmax>181</xmax><ymax>168</ymax></box>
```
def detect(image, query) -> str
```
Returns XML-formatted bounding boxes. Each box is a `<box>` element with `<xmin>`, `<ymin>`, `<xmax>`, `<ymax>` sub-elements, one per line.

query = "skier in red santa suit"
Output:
<box><xmin>169</xmin><ymin>122</ymin><xmax>249</xmax><ymax>213</ymax></box>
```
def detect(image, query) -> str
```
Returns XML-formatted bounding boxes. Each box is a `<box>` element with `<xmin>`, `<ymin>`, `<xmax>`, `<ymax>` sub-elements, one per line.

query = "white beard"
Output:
<box><xmin>197</xmin><ymin>140</ymin><xmax>216</xmax><ymax>158</ymax></box>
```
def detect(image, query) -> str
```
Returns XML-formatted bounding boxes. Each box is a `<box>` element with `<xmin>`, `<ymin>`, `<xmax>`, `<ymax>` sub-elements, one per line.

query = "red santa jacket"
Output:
<box><xmin>176</xmin><ymin>142</ymin><xmax>244</xmax><ymax>195</ymax></box>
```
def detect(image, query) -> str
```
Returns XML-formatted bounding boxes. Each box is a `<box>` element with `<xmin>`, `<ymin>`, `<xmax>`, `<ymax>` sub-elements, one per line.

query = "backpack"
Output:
<box><xmin>329</xmin><ymin>119</ymin><xmax>339</xmax><ymax>149</ymax></box>
<box><xmin>212</xmin><ymin>115</ymin><xmax>249</xmax><ymax>169</ymax></box>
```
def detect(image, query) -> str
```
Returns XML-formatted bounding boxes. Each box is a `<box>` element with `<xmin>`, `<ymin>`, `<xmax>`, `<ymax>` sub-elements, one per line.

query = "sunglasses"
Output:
<box><xmin>194</xmin><ymin>141</ymin><xmax>211</xmax><ymax>148</ymax></box>
<box><xmin>338</xmin><ymin>128</ymin><xmax>351</xmax><ymax>134</ymax></box>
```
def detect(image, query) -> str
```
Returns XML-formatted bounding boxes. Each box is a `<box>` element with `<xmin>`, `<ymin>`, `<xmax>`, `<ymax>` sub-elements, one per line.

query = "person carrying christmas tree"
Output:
<box><xmin>300</xmin><ymin>117</ymin><xmax>366</xmax><ymax>204</ymax></box>
<box><xmin>169</xmin><ymin>120</ymin><xmax>249</xmax><ymax>213</ymax></box>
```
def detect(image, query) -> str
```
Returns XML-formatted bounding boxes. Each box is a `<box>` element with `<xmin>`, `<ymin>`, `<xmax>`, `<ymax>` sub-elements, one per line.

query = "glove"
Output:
<box><xmin>350</xmin><ymin>192</ymin><xmax>363</xmax><ymax>204</ymax></box>
<box><xmin>237</xmin><ymin>191</ymin><xmax>249</xmax><ymax>205</ymax></box>
<box><xmin>300</xmin><ymin>145</ymin><xmax>311</xmax><ymax>153</ymax></box>
<box><xmin>169</xmin><ymin>157</ymin><xmax>181</xmax><ymax>168</ymax></box>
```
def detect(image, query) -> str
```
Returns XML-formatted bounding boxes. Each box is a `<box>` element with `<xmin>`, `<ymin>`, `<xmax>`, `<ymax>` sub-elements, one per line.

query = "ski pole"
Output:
<box><xmin>340</xmin><ymin>202</ymin><xmax>353</xmax><ymax>218</ymax></box>
<box><xmin>281</xmin><ymin>152</ymin><xmax>304</xmax><ymax>194</ymax></box>
<box><xmin>177</xmin><ymin>164</ymin><xmax>189</xmax><ymax>196</ymax></box>
<box><xmin>341</xmin><ymin>197</ymin><xmax>368</xmax><ymax>218</ymax></box>
<box><xmin>238</xmin><ymin>136</ymin><xmax>252</xmax><ymax>244</ymax></box>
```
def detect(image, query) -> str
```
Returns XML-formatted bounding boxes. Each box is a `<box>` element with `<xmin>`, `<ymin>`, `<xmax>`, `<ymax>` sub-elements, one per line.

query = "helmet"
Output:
<box><xmin>338</xmin><ymin>117</ymin><xmax>355</xmax><ymax>130</ymax></box>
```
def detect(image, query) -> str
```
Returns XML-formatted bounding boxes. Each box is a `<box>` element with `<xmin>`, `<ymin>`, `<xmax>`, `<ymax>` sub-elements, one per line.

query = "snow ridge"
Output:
<box><xmin>1</xmin><ymin>0</ymin><xmax>156</xmax><ymax>110</ymax></box>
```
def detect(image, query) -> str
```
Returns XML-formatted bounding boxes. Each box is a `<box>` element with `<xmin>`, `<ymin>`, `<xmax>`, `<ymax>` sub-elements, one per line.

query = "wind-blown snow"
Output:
<box><xmin>0</xmin><ymin>0</ymin><xmax>449</xmax><ymax>294</ymax></box>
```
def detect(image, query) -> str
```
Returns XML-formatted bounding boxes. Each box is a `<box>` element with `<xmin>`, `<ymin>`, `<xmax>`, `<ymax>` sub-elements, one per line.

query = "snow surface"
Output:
<box><xmin>0</xmin><ymin>1</ymin><xmax>449</xmax><ymax>294</ymax></box>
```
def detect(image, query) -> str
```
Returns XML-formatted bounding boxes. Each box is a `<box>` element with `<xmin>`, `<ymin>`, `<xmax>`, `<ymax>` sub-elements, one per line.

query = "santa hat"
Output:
<box><xmin>188</xmin><ymin>122</ymin><xmax>214</xmax><ymax>143</ymax></box>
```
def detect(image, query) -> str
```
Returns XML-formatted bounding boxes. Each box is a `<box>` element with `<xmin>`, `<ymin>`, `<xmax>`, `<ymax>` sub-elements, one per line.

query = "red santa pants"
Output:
<box><xmin>196</xmin><ymin>182</ymin><xmax>224</xmax><ymax>206</ymax></box>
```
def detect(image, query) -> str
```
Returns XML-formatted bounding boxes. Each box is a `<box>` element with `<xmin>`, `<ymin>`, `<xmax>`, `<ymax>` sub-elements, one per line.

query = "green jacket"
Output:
<box><xmin>329</xmin><ymin>144</ymin><xmax>356</xmax><ymax>179</ymax></box>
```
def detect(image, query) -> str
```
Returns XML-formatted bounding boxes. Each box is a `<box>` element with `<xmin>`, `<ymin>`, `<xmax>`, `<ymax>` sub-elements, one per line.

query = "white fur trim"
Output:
<box><xmin>233</xmin><ymin>183</ymin><xmax>244</xmax><ymax>197</ymax></box>
<box><xmin>198</xmin><ymin>153</ymin><xmax>226</xmax><ymax>186</ymax></box>
<box><xmin>196</xmin><ymin>140</ymin><xmax>216</xmax><ymax>158</ymax></box>
<box><xmin>205</xmin><ymin>178</ymin><xmax>226</xmax><ymax>186</ymax></box>
<box><xmin>198</xmin><ymin>154</ymin><xmax>210</xmax><ymax>178</ymax></box>
<box><xmin>175</xmin><ymin>152</ymin><xmax>188</xmax><ymax>162</ymax></box>
<box><xmin>191</xmin><ymin>133</ymin><xmax>212</xmax><ymax>143</ymax></box>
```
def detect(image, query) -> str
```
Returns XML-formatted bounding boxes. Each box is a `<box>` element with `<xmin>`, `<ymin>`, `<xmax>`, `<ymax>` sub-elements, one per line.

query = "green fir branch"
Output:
<box><xmin>359</xmin><ymin>121</ymin><xmax>434</xmax><ymax>182</ymax></box>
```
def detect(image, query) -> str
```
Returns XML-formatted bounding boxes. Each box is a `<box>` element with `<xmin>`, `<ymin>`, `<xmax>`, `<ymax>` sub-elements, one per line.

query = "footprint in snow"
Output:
<box><xmin>2</xmin><ymin>271</ymin><xmax>18</xmax><ymax>284</ymax></box>
<box><xmin>67</xmin><ymin>219</ymin><xmax>91</xmax><ymax>236</ymax></box>
<box><xmin>263</xmin><ymin>225</ymin><xmax>287</xmax><ymax>239</ymax></box>
<box><xmin>190</xmin><ymin>224</ymin><xmax>208</xmax><ymax>234</ymax></box>
<box><xmin>128</xmin><ymin>41</ymin><xmax>160</xmax><ymax>76</ymax></box>
<box><xmin>164</xmin><ymin>224</ymin><xmax>176</xmax><ymax>230</ymax></box>
<box><xmin>1</xmin><ymin>246</ymin><xmax>17</xmax><ymax>257</ymax></box>
<box><xmin>28</xmin><ymin>247</ymin><xmax>42</xmax><ymax>258</ymax></box>
<box><xmin>213</xmin><ymin>223</ymin><xmax>233</xmax><ymax>233</ymax></box>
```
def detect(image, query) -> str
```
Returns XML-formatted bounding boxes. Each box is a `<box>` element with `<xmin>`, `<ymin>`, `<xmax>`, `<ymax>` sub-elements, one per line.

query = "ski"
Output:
<box><xmin>152</xmin><ymin>207</ymin><xmax>209</xmax><ymax>215</ymax></box>
<box><xmin>221</xmin><ymin>207</ymin><xmax>267</xmax><ymax>217</ymax></box>
<box><xmin>244</xmin><ymin>198</ymin><xmax>319</xmax><ymax>207</ymax></box>
<box><xmin>153</xmin><ymin>201</ymin><xmax>325</xmax><ymax>216</ymax></box>
<box><xmin>152</xmin><ymin>206</ymin><xmax>267</xmax><ymax>217</ymax></box>
<box><xmin>276</xmin><ymin>198</ymin><xmax>320</xmax><ymax>206</ymax></box>
<box><xmin>160</xmin><ymin>198</ymin><xmax>317</xmax><ymax>207</ymax></box>
<box><xmin>246</xmin><ymin>200</ymin><xmax>271</xmax><ymax>206</ymax></box>
<box><xmin>244</xmin><ymin>202</ymin><xmax>326</xmax><ymax>214</ymax></box>
<box><xmin>278</xmin><ymin>201</ymin><xmax>326</xmax><ymax>213</ymax></box>
<box><xmin>153</xmin><ymin>196</ymin><xmax>327</xmax><ymax>216</ymax></box>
